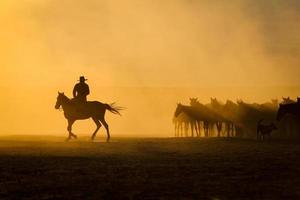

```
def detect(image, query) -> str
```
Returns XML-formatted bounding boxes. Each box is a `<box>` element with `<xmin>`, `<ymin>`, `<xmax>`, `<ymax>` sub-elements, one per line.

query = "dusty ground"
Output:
<box><xmin>0</xmin><ymin>136</ymin><xmax>299</xmax><ymax>199</ymax></box>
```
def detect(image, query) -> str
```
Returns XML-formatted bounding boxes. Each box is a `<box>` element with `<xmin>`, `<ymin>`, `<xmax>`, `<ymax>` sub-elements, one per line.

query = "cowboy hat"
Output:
<box><xmin>78</xmin><ymin>76</ymin><xmax>88</xmax><ymax>82</ymax></box>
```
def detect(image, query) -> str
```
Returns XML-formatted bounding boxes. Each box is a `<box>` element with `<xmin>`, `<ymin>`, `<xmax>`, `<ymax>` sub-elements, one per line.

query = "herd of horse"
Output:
<box><xmin>173</xmin><ymin>97</ymin><xmax>300</xmax><ymax>139</ymax></box>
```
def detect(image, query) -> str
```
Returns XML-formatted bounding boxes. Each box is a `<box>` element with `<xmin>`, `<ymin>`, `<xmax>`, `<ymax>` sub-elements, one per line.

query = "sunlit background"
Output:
<box><xmin>1</xmin><ymin>0</ymin><xmax>300</xmax><ymax>137</ymax></box>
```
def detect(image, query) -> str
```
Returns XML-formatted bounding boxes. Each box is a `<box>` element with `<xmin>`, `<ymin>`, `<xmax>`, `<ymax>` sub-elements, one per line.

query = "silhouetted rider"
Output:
<box><xmin>73</xmin><ymin>76</ymin><xmax>90</xmax><ymax>103</ymax></box>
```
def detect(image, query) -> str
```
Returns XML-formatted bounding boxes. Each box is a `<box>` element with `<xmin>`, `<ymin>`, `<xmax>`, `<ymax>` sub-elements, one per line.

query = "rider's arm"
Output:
<box><xmin>73</xmin><ymin>85</ymin><xmax>77</xmax><ymax>98</ymax></box>
<box><xmin>86</xmin><ymin>85</ymin><xmax>90</xmax><ymax>95</ymax></box>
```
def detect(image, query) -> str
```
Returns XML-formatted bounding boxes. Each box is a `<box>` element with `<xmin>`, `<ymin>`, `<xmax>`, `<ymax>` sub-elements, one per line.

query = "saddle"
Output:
<box><xmin>71</xmin><ymin>98</ymin><xmax>88</xmax><ymax>115</ymax></box>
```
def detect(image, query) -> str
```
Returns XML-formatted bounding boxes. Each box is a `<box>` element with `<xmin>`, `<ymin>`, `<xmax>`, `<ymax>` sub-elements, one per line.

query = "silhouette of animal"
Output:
<box><xmin>277</xmin><ymin>103</ymin><xmax>300</xmax><ymax>121</ymax></box>
<box><xmin>189</xmin><ymin>98</ymin><xmax>227</xmax><ymax>137</ymax></box>
<box><xmin>236</xmin><ymin>100</ymin><xmax>277</xmax><ymax>137</ymax></box>
<box><xmin>189</xmin><ymin>98</ymin><xmax>210</xmax><ymax>136</ymax></box>
<box><xmin>224</xmin><ymin>100</ymin><xmax>242</xmax><ymax>136</ymax></box>
<box><xmin>173</xmin><ymin>112</ymin><xmax>194</xmax><ymax>137</ymax></box>
<box><xmin>172</xmin><ymin>116</ymin><xmax>180</xmax><ymax>137</ymax></box>
<box><xmin>257</xmin><ymin>119</ymin><xmax>277</xmax><ymax>141</ymax></box>
<box><xmin>260</xmin><ymin>99</ymin><xmax>279</xmax><ymax>111</ymax></box>
<box><xmin>272</xmin><ymin>99</ymin><xmax>279</xmax><ymax>108</ymax></box>
<box><xmin>174</xmin><ymin>104</ymin><xmax>200</xmax><ymax>137</ymax></box>
<box><xmin>210</xmin><ymin>98</ymin><xmax>235</xmax><ymax>137</ymax></box>
<box><xmin>281</xmin><ymin>97</ymin><xmax>296</xmax><ymax>105</ymax></box>
<box><xmin>189</xmin><ymin>98</ymin><xmax>214</xmax><ymax>137</ymax></box>
<box><xmin>173</xmin><ymin>98</ymin><xmax>281</xmax><ymax>138</ymax></box>
<box><xmin>55</xmin><ymin>92</ymin><xmax>122</xmax><ymax>142</ymax></box>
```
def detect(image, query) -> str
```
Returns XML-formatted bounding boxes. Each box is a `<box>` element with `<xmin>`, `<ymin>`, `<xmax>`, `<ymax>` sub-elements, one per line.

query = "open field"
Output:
<box><xmin>0</xmin><ymin>136</ymin><xmax>300</xmax><ymax>199</ymax></box>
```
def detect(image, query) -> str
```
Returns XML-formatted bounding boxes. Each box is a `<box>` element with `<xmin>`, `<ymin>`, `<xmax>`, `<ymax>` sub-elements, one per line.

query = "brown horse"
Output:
<box><xmin>55</xmin><ymin>92</ymin><xmax>122</xmax><ymax>142</ymax></box>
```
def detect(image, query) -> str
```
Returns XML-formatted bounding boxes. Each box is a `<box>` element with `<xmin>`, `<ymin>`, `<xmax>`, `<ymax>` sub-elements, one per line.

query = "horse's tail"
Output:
<box><xmin>105</xmin><ymin>103</ymin><xmax>123</xmax><ymax>116</ymax></box>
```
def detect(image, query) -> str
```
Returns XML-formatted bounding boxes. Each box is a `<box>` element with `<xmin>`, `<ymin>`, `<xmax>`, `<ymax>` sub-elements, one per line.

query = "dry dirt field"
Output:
<box><xmin>0</xmin><ymin>136</ymin><xmax>299</xmax><ymax>199</ymax></box>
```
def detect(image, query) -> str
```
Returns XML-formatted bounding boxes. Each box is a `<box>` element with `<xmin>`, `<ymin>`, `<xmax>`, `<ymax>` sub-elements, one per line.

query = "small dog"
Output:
<box><xmin>257</xmin><ymin>119</ymin><xmax>277</xmax><ymax>141</ymax></box>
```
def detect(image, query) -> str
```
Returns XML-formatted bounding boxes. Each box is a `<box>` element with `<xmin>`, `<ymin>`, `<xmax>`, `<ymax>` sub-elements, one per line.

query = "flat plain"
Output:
<box><xmin>0</xmin><ymin>136</ymin><xmax>299</xmax><ymax>199</ymax></box>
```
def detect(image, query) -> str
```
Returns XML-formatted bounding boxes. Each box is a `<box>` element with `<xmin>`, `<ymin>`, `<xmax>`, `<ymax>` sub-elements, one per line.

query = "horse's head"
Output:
<box><xmin>281</xmin><ymin>96</ymin><xmax>295</xmax><ymax>105</ymax></box>
<box><xmin>55</xmin><ymin>92</ymin><xmax>66</xmax><ymax>109</ymax></box>
<box><xmin>236</xmin><ymin>99</ymin><xmax>244</xmax><ymax>105</ymax></box>
<box><xmin>190</xmin><ymin>98</ymin><xmax>200</xmax><ymax>107</ymax></box>
<box><xmin>211</xmin><ymin>97</ymin><xmax>222</xmax><ymax>109</ymax></box>
<box><xmin>174</xmin><ymin>103</ymin><xmax>183</xmax><ymax>118</ymax></box>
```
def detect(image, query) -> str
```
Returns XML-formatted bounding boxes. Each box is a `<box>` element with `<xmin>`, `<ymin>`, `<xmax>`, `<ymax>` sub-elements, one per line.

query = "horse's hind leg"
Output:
<box><xmin>91</xmin><ymin>117</ymin><xmax>101</xmax><ymax>141</ymax></box>
<box><xmin>99</xmin><ymin>118</ymin><xmax>110</xmax><ymax>142</ymax></box>
<box><xmin>66</xmin><ymin>119</ymin><xmax>77</xmax><ymax>141</ymax></box>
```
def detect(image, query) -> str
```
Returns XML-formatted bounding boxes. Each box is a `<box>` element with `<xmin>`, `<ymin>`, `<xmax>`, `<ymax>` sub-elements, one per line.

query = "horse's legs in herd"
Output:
<box><xmin>216</xmin><ymin>122</ymin><xmax>222</xmax><ymax>137</ymax></box>
<box><xmin>174</xmin><ymin>121</ymin><xmax>178</xmax><ymax>137</ymax></box>
<box><xmin>176</xmin><ymin>123</ymin><xmax>179</xmax><ymax>137</ymax></box>
<box><xmin>173</xmin><ymin>120</ymin><xmax>235</xmax><ymax>138</ymax></box>
<box><xmin>227</xmin><ymin>123</ymin><xmax>229</xmax><ymax>137</ymax></box>
<box><xmin>208</xmin><ymin>123</ymin><xmax>211</xmax><ymax>137</ymax></box>
<box><xmin>190</xmin><ymin>123</ymin><xmax>194</xmax><ymax>137</ymax></box>
<box><xmin>205</xmin><ymin>123</ymin><xmax>211</xmax><ymax>137</ymax></box>
<box><xmin>203</xmin><ymin>122</ymin><xmax>207</xmax><ymax>137</ymax></box>
<box><xmin>177</xmin><ymin>123</ymin><xmax>181</xmax><ymax>137</ymax></box>
<box><xmin>66</xmin><ymin>119</ymin><xmax>77</xmax><ymax>141</ymax></box>
<box><xmin>197</xmin><ymin>121</ymin><xmax>201</xmax><ymax>137</ymax></box>
<box><xmin>183</xmin><ymin>122</ymin><xmax>189</xmax><ymax>137</ymax></box>
<box><xmin>99</xmin><ymin>117</ymin><xmax>110</xmax><ymax>142</ymax></box>
<box><xmin>178</xmin><ymin>122</ymin><xmax>183</xmax><ymax>137</ymax></box>
<box><xmin>180</xmin><ymin>123</ymin><xmax>183</xmax><ymax>137</ymax></box>
<box><xmin>174</xmin><ymin>120</ymin><xmax>239</xmax><ymax>138</ymax></box>
<box><xmin>195</xmin><ymin>122</ymin><xmax>199</xmax><ymax>137</ymax></box>
<box><xmin>226</xmin><ymin>122</ymin><xmax>232</xmax><ymax>137</ymax></box>
<box><xmin>91</xmin><ymin>117</ymin><xmax>102</xmax><ymax>141</ymax></box>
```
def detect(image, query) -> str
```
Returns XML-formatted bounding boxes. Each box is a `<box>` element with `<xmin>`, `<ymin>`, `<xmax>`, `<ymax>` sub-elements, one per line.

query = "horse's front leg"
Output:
<box><xmin>66</xmin><ymin>119</ymin><xmax>77</xmax><ymax>141</ymax></box>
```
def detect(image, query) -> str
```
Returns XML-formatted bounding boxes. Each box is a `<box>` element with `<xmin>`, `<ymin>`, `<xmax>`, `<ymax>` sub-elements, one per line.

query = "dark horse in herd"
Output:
<box><xmin>55</xmin><ymin>92</ymin><xmax>122</xmax><ymax>142</ymax></box>
<box><xmin>277</xmin><ymin>100</ymin><xmax>300</xmax><ymax>121</ymax></box>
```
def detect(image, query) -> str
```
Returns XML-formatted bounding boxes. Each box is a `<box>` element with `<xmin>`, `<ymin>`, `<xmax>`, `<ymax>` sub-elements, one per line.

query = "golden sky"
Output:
<box><xmin>0</xmin><ymin>0</ymin><xmax>300</xmax><ymax>136</ymax></box>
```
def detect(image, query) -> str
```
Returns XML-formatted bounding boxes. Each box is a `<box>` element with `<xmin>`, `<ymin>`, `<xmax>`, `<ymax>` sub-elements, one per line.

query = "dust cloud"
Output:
<box><xmin>0</xmin><ymin>0</ymin><xmax>300</xmax><ymax>136</ymax></box>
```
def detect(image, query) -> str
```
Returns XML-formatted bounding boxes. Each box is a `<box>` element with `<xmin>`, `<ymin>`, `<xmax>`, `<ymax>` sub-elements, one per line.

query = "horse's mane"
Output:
<box><xmin>62</xmin><ymin>93</ymin><xmax>68</xmax><ymax>98</ymax></box>
<box><xmin>61</xmin><ymin>93</ymin><xmax>71</xmax><ymax>101</ymax></box>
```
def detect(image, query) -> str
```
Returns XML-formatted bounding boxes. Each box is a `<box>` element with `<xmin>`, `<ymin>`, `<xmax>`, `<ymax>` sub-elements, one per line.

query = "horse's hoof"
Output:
<box><xmin>90</xmin><ymin>137</ymin><xmax>95</xmax><ymax>141</ymax></box>
<box><xmin>65</xmin><ymin>138</ymin><xmax>71</xmax><ymax>142</ymax></box>
<box><xmin>73</xmin><ymin>135</ymin><xmax>78</xmax><ymax>139</ymax></box>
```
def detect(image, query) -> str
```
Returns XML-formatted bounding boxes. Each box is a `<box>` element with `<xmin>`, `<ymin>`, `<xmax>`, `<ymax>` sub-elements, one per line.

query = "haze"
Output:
<box><xmin>1</xmin><ymin>0</ymin><xmax>300</xmax><ymax>136</ymax></box>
